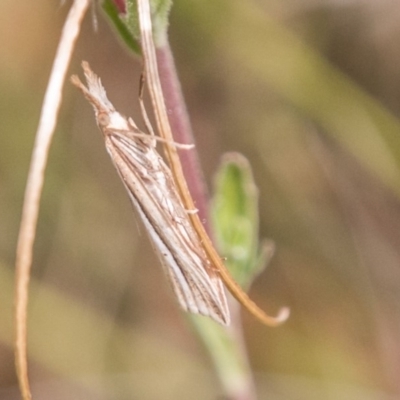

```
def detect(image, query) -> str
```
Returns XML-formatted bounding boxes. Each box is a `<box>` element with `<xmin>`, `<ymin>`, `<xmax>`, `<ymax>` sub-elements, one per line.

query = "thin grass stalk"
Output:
<box><xmin>14</xmin><ymin>1</ymin><xmax>90</xmax><ymax>398</ymax></box>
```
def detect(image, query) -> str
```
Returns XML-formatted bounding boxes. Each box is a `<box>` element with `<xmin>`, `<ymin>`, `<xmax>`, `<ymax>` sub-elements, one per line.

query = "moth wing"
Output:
<box><xmin>107</xmin><ymin>137</ymin><xmax>230</xmax><ymax>325</ymax></box>
<box><xmin>149</xmin><ymin>228</ymin><xmax>230</xmax><ymax>325</ymax></box>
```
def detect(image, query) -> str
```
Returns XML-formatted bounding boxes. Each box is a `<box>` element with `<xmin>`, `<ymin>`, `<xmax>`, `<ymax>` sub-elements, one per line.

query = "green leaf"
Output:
<box><xmin>101</xmin><ymin>0</ymin><xmax>141</xmax><ymax>55</ymax></box>
<box><xmin>125</xmin><ymin>0</ymin><xmax>172</xmax><ymax>47</ymax></box>
<box><xmin>151</xmin><ymin>0</ymin><xmax>172</xmax><ymax>45</ymax></box>
<box><xmin>125</xmin><ymin>0</ymin><xmax>140</xmax><ymax>41</ymax></box>
<box><xmin>211</xmin><ymin>152</ymin><xmax>271</xmax><ymax>288</ymax></box>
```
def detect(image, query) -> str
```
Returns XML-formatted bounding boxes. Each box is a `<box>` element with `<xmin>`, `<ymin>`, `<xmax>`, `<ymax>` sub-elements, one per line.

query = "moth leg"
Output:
<box><xmin>138</xmin><ymin>72</ymin><xmax>156</xmax><ymax>138</ymax></box>
<box><xmin>147</xmin><ymin>135</ymin><xmax>195</xmax><ymax>150</ymax></box>
<box><xmin>170</xmin><ymin>207</ymin><xmax>198</xmax><ymax>222</ymax></box>
<box><xmin>112</xmin><ymin>130</ymin><xmax>195</xmax><ymax>150</ymax></box>
<box><xmin>137</xmin><ymin>71</ymin><xmax>194</xmax><ymax>151</ymax></box>
<box><xmin>159</xmin><ymin>138</ymin><xmax>194</xmax><ymax>150</ymax></box>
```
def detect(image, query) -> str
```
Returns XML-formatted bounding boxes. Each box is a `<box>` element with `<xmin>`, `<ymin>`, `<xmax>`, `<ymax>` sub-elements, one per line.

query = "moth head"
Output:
<box><xmin>97</xmin><ymin>110</ymin><xmax>129</xmax><ymax>132</ymax></box>
<box><xmin>97</xmin><ymin>111</ymin><xmax>110</xmax><ymax>127</ymax></box>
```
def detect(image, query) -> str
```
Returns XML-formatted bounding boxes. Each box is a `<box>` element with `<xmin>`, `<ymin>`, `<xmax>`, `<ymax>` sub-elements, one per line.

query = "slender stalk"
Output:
<box><xmin>14</xmin><ymin>1</ymin><xmax>90</xmax><ymax>399</ymax></box>
<box><xmin>156</xmin><ymin>43</ymin><xmax>210</xmax><ymax>231</ymax></box>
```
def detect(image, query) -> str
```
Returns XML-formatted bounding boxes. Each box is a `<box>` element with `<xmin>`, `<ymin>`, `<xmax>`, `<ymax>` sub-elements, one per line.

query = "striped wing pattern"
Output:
<box><xmin>72</xmin><ymin>63</ymin><xmax>230</xmax><ymax>325</ymax></box>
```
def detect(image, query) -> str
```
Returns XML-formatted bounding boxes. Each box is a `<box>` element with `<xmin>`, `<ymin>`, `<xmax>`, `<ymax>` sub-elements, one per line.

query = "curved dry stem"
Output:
<box><xmin>136</xmin><ymin>0</ymin><xmax>289</xmax><ymax>327</ymax></box>
<box><xmin>14</xmin><ymin>1</ymin><xmax>90</xmax><ymax>399</ymax></box>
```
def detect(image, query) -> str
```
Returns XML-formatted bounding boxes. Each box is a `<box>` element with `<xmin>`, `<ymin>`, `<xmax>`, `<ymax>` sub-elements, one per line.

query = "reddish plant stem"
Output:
<box><xmin>156</xmin><ymin>43</ymin><xmax>211</xmax><ymax>233</ymax></box>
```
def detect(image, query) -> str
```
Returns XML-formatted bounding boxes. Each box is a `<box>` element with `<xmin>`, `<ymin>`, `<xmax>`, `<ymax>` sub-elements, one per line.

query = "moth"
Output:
<box><xmin>71</xmin><ymin>62</ymin><xmax>230</xmax><ymax>325</ymax></box>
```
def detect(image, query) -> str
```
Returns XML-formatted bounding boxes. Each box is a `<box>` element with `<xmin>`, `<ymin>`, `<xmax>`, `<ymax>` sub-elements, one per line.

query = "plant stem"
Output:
<box><xmin>156</xmin><ymin>43</ymin><xmax>210</xmax><ymax>232</ymax></box>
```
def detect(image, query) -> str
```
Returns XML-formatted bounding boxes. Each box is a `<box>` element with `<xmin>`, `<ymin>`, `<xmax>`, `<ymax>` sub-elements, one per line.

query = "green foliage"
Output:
<box><xmin>149</xmin><ymin>0</ymin><xmax>172</xmax><ymax>45</ymax></box>
<box><xmin>125</xmin><ymin>0</ymin><xmax>140</xmax><ymax>42</ymax></box>
<box><xmin>102</xmin><ymin>0</ymin><xmax>141</xmax><ymax>54</ymax></box>
<box><xmin>211</xmin><ymin>152</ymin><xmax>273</xmax><ymax>288</ymax></box>
<box><xmin>102</xmin><ymin>0</ymin><xmax>172</xmax><ymax>52</ymax></box>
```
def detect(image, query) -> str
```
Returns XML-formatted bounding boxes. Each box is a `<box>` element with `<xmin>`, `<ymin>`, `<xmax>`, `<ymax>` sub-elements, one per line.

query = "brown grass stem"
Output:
<box><xmin>14</xmin><ymin>1</ymin><xmax>90</xmax><ymax>399</ymax></box>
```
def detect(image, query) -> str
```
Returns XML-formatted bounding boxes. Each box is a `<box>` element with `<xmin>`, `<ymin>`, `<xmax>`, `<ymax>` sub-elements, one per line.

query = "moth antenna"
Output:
<box><xmin>138</xmin><ymin>72</ymin><xmax>194</xmax><ymax>151</ymax></box>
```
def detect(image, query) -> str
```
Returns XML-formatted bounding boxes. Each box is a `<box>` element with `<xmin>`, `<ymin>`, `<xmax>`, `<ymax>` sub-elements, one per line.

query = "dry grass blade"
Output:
<box><xmin>136</xmin><ymin>0</ymin><xmax>289</xmax><ymax>326</ymax></box>
<box><xmin>14</xmin><ymin>1</ymin><xmax>90</xmax><ymax>399</ymax></box>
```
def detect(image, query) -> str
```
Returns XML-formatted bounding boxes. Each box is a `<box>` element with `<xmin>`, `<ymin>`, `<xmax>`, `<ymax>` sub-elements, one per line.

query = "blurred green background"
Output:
<box><xmin>2</xmin><ymin>0</ymin><xmax>400</xmax><ymax>398</ymax></box>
